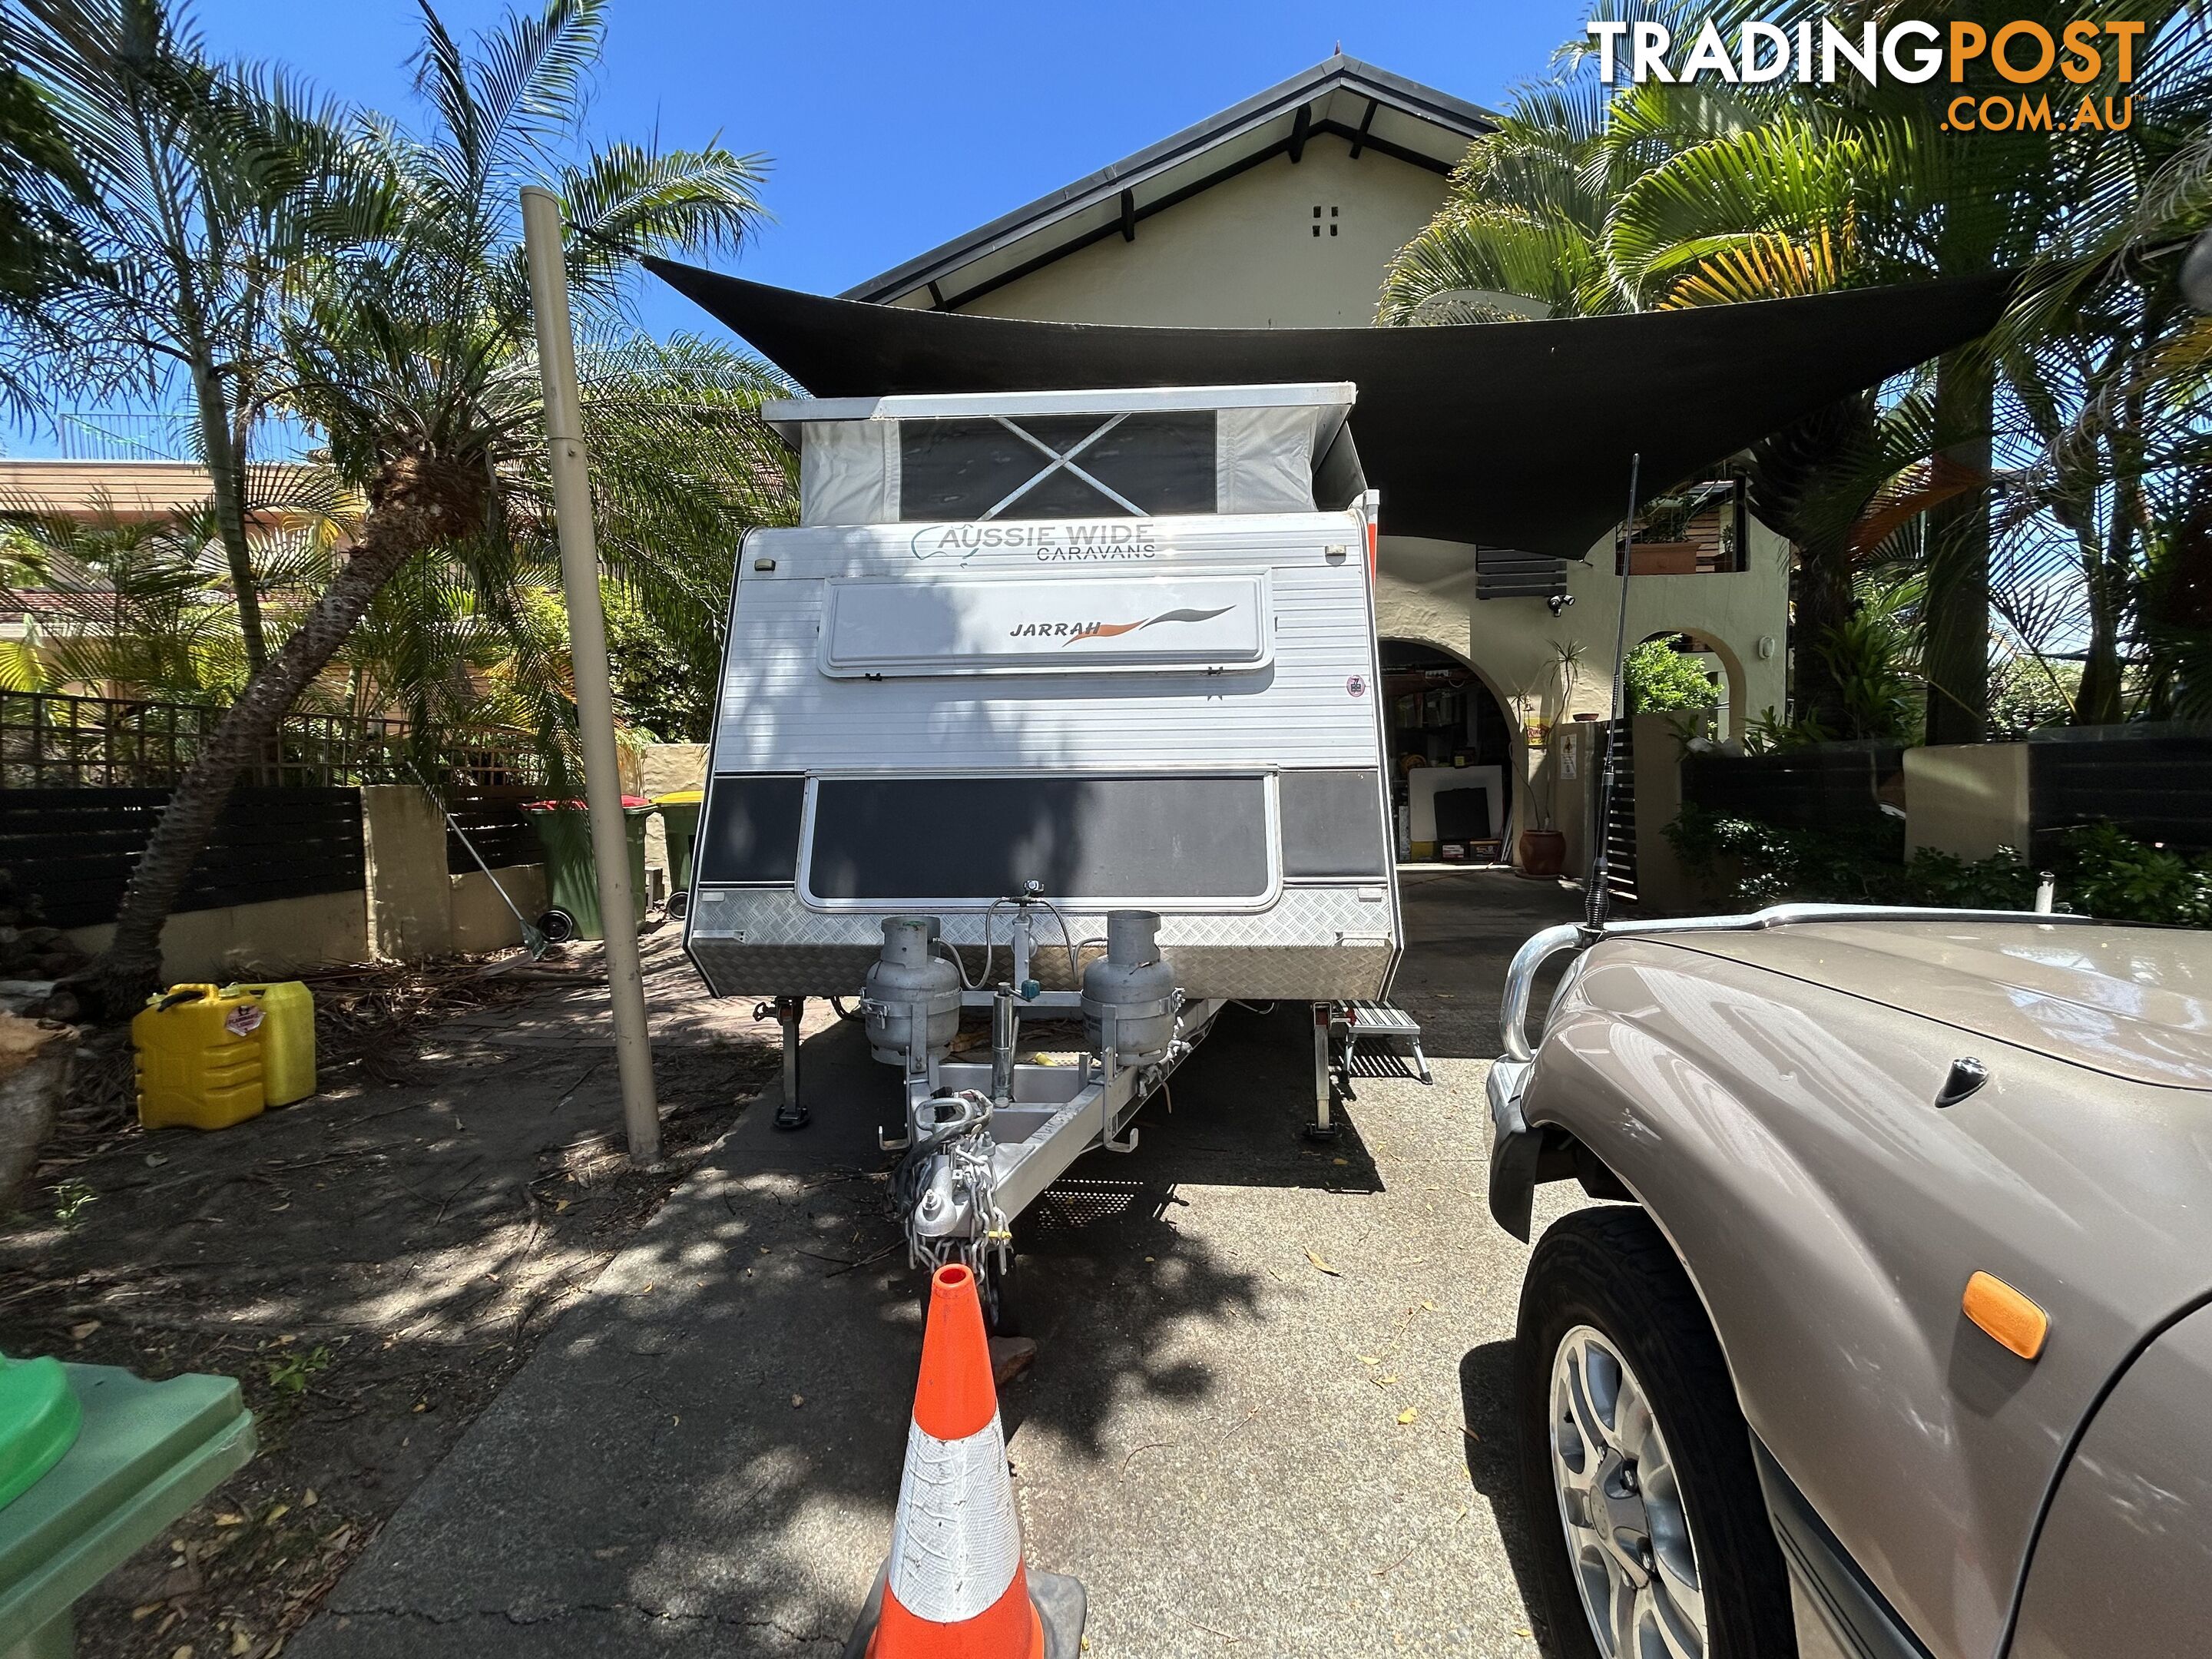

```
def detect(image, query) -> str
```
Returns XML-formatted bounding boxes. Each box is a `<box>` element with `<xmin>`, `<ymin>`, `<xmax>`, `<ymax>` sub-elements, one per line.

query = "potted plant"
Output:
<box><xmin>1514</xmin><ymin>642</ymin><xmax>1583</xmax><ymax>878</ymax></box>
<box><xmin>1624</xmin><ymin>492</ymin><xmax>1701</xmax><ymax>575</ymax></box>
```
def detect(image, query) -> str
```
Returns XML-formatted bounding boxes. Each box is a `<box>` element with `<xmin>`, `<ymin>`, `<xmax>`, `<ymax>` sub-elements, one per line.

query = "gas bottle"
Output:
<box><xmin>131</xmin><ymin>985</ymin><xmax>266</xmax><ymax>1131</ymax></box>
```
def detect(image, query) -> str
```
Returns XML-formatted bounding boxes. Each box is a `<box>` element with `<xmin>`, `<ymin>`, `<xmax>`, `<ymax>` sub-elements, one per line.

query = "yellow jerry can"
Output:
<box><xmin>131</xmin><ymin>985</ymin><xmax>266</xmax><ymax>1131</ymax></box>
<box><xmin>232</xmin><ymin>981</ymin><xmax>316</xmax><ymax>1107</ymax></box>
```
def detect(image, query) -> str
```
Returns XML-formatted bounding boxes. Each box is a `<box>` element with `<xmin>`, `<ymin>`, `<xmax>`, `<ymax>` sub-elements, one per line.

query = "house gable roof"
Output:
<box><xmin>843</xmin><ymin>54</ymin><xmax>1496</xmax><ymax>311</ymax></box>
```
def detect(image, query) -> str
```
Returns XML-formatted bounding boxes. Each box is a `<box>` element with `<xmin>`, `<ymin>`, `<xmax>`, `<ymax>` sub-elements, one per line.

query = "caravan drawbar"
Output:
<box><xmin>681</xmin><ymin>382</ymin><xmax>1432</xmax><ymax>1325</ymax></box>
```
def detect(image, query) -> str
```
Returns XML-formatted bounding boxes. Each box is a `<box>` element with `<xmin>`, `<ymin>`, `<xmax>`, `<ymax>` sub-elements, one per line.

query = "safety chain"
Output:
<box><xmin>892</xmin><ymin>1091</ymin><xmax>1012</xmax><ymax>1287</ymax></box>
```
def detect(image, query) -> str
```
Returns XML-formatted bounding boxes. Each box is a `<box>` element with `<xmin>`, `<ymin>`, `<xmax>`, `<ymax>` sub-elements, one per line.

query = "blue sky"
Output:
<box><xmin>16</xmin><ymin>0</ymin><xmax>1593</xmax><ymax>454</ymax></box>
<box><xmin>197</xmin><ymin>0</ymin><xmax>1589</xmax><ymax>319</ymax></box>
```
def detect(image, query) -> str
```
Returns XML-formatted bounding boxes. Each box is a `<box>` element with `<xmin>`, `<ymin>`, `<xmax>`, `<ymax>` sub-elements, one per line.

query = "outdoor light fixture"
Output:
<box><xmin>2184</xmin><ymin>228</ymin><xmax>2212</xmax><ymax>314</ymax></box>
<box><xmin>1757</xmin><ymin>635</ymin><xmax>1778</xmax><ymax>660</ymax></box>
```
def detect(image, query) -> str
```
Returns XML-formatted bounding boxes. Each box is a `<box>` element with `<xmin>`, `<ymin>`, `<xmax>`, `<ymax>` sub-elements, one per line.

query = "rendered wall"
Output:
<box><xmin>1904</xmin><ymin>743</ymin><xmax>2032</xmax><ymax>861</ymax></box>
<box><xmin>1378</xmin><ymin>523</ymin><xmax>1790</xmax><ymax>867</ymax></box>
<box><xmin>957</xmin><ymin>141</ymin><xmax>1453</xmax><ymax>329</ymax></box>
<box><xmin>66</xmin><ymin>889</ymin><xmax>370</xmax><ymax>984</ymax></box>
<box><xmin>449</xmin><ymin>866</ymin><xmax>548</xmax><ymax>952</ymax></box>
<box><xmin>637</xmin><ymin>743</ymin><xmax>708</xmax><ymax>891</ymax></box>
<box><xmin>361</xmin><ymin>784</ymin><xmax>455</xmax><ymax>962</ymax></box>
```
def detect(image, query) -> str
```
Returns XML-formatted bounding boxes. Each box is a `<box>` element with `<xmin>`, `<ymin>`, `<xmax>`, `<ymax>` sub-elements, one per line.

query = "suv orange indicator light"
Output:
<box><xmin>1963</xmin><ymin>1271</ymin><xmax>2048</xmax><ymax>1360</ymax></box>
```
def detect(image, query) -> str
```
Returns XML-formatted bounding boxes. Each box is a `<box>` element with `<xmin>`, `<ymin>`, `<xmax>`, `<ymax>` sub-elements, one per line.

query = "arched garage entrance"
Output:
<box><xmin>1379</xmin><ymin>640</ymin><xmax>1513</xmax><ymax>866</ymax></box>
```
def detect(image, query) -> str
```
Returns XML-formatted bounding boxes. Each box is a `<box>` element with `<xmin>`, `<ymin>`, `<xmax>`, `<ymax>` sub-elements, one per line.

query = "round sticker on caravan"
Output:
<box><xmin>1346</xmin><ymin>675</ymin><xmax>1366</xmax><ymax>698</ymax></box>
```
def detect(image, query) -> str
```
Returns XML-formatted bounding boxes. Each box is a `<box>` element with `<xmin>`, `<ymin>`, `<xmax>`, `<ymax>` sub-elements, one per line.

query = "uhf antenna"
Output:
<box><xmin>1584</xmin><ymin>452</ymin><xmax>1641</xmax><ymax>936</ymax></box>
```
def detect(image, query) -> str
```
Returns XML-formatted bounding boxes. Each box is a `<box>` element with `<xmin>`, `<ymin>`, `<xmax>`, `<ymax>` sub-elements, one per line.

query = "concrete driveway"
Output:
<box><xmin>294</xmin><ymin>870</ymin><xmax>1591</xmax><ymax>1658</ymax></box>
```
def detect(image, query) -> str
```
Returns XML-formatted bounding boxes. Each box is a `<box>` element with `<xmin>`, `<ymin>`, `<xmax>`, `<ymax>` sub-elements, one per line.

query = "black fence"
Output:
<box><xmin>0</xmin><ymin>690</ymin><xmax>545</xmax><ymax>791</ymax></box>
<box><xmin>0</xmin><ymin>786</ymin><xmax>364</xmax><ymax>928</ymax></box>
<box><xmin>441</xmin><ymin>786</ymin><xmax>546</xmax><ymax>875</ymax></box>
<box><xmin>2028</xmin><ymin>728</ymin><xmax>2212</xmax><ymax>856</ymax></box>
<box><xmin>1682</xmin><ymin>742</ymin><xmax>1905</xmax><ymax>833</ymax></box>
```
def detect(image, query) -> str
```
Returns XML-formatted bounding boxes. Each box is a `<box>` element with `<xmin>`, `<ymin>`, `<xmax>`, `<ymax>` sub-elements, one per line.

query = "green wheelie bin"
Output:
<box><xmin>522</xmin><ymin>796</ymin><xmax>654</xmax><ymax>943</ymax></box>
<box><xmin>654</xmin><ymin>790</ymin><xmax>704</xmax><ymax>919</ymax></box>
<box><xmin>0</xmin><ymin>1356</ymin><xmax>255</xmax><ymax>1658</ymax></box>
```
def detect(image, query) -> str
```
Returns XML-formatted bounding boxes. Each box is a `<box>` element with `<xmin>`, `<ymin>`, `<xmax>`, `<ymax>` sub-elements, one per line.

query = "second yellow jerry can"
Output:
<box><xmin>132</xmin><ymin>985</ymin><xmax>266</xmax><ymax>1131</ymax></box>
<box><xmin>233</xmin><ymin>981</ymin><xmax>315</xmax><ymax>1106</ymax></box>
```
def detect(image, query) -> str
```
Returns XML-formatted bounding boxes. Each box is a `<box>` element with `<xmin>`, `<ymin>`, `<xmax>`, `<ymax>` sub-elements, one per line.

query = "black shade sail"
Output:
<box><xmin>647</xmin><ymin>258</ymin><xmax>2010</xmax><ymax>556</ymax></box>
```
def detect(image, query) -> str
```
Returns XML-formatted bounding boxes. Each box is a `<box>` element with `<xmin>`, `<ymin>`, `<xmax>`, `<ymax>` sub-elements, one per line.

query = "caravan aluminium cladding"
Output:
<box><xmin>910</xmin><ymin>522</ymin><xmax>1162</xmax><ymax>564</ymax></box>
<box><xmin>1588</xmin><ymin>15</ymin><xmax>2145</xmax><ymax>131</ymax></box>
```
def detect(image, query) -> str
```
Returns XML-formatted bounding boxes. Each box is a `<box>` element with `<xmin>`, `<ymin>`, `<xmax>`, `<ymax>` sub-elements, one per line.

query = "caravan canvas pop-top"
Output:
<box><xmin>682</xmin><ymin>382</ymin><xmax>1432</xmax><ymax>1325</ymax></box>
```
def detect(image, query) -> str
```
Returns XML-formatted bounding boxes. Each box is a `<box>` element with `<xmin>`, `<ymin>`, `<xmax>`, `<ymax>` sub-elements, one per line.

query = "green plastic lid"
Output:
<box><xmin>0</xmin><ymin>1356</ymin><xmax>81</xmax><ymax>1511</ymax></box>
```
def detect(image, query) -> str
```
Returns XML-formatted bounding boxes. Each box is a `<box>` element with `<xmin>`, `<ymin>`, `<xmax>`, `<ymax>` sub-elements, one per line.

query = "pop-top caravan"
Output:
<box><xmin>683</xmin><ymin>382</ymin><xmax>1431</xmax><ymax>1326</ymax></box>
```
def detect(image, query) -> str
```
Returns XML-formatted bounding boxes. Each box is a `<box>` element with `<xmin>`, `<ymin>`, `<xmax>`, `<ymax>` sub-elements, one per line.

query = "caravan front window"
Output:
<box><xmin>900</xmin><ymin>413</ymin><xmax>1216</xmax><ymax>521</ymax></box>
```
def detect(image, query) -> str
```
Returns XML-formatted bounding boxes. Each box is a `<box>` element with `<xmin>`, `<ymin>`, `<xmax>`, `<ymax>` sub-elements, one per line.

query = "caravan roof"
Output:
<box><xmin>770</xmin><ymin>382</ymin><xmax>1364</xmax><ymax>528</ymax></box>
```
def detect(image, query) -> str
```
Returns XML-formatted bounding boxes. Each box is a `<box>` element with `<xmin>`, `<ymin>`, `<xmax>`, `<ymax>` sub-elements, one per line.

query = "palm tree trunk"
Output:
<box><xmin>189</xmin><ymin>355</ymin><xmax>267</xmax><ymax>675</ymax></box>
<box><xmin>84</xmin><ymin>484</ymin><xmax>443</xmax><ymax>1015</ymax></box>
<box><xmin>1793</xmin><ymin>531</ymin><xmax>1856</xmax><ymax>736</ymax></box>
<box><xmin>2076</xmin><ymin>503</ymin><xmax>2131</xmax><ymax>725</ymax></box>
<box><xmin>1922</xmin><ymin>352</ymin><xmax>1993</xmax><ymax>746</ymax></box>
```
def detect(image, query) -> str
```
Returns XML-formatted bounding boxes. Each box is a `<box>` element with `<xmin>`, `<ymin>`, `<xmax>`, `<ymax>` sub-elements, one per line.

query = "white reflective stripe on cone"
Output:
<box><xmin>885</xmin><ymin>1411</ymin><xmax>1023</xmax><ymax>1623</ymax></box>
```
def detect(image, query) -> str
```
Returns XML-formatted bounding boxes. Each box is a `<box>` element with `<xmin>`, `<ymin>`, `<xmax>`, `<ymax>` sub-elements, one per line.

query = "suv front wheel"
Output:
<box><xmin>1517</xmin><ymin>1207</ymin><xmax>1796</xmax><ymax>1659</ymax></box>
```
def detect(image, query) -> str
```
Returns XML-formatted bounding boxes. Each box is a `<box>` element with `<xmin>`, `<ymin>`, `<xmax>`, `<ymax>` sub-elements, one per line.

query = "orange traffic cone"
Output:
<box><xmin>846</xmin><ymin>1263</ymin><xmax>1085</xmax><ymax>1659</ymax></box>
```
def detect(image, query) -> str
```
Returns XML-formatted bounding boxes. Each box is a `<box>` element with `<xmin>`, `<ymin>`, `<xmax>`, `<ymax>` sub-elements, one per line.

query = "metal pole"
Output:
<box><xmin>519</xmin><ymin>186</ymin><xmax>661</xmax><ymax>1165</ymax></box>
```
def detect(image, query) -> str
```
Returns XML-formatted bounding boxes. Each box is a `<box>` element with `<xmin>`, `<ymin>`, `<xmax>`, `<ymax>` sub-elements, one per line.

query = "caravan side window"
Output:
<box><xmin>900</xmin><ymin>412</ymin><xmax>1216</xmax><ymax>521</ymax></box>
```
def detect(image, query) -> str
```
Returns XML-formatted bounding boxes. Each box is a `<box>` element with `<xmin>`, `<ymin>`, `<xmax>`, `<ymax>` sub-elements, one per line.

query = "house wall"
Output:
<box><xmin>1384</xmin><ymin>522</ymin><xmax>1790</xmax><ymax>853</ymax></box>
<box><xmin>957</xmin><ymin>133</ymin><xmax>1793</xmax><ymax>869</ymax></box>
<box><xmin>956</xmin><ymin>140</ymin><xmax>1454</xmax><ymax>329</ymax></box>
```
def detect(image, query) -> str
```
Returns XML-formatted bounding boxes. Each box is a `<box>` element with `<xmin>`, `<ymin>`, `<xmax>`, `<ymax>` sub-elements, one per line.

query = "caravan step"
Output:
<box><xmin>1328</xmin><ymin>1000</ymin><xmax>1433</xmax><ymax>1085</ymax></box>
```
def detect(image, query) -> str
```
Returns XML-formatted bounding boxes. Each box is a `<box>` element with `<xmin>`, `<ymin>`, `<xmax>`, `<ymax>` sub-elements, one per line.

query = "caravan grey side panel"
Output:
<box><xmin>1280</xmin><ymin>768</ymin><xmax>1389</xmax><ymax>879</ymax></box>
<box><xmin>807</xmin><ymin>774</ymin><xmax>1267</xmax><ymax>902</ymax></box>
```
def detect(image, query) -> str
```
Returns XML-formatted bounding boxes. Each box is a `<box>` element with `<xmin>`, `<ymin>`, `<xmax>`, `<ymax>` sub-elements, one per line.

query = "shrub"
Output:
<box><xmin>1624</xmin><ymin>637</ymin><xmax>1720</xmax><ymax>714</ymax></box>
<box><xmin>1662</xmin><ymin>806</ymin><xmax>2210</xmax><ymax>927</ymax></box>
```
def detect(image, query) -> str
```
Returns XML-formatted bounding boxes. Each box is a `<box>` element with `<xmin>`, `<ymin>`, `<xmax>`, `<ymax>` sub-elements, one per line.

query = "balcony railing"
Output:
<box><xmin>51</xmin><ymin>411</ymin><xmax>321</xmax><ymax>465</ymax></box>
<box><xmin>0</xmin><ymin>689</ymin><xmax>544</xmax><ymax>790</ymax></box>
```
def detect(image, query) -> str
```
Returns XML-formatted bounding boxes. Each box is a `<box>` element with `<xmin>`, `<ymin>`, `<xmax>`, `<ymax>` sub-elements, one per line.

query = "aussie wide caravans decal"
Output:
<box><xmin>911</xmin><ymin>522</ymin><xmax>1161</xmax><ymax>564</ymax></box>
<box><xmin>998</xmin><ymin>606</ymin><xmax>1236</xmax><ymax>645</ymax></box>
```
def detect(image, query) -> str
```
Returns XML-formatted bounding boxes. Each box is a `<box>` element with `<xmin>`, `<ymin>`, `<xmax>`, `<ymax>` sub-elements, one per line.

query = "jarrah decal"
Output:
<box><xmin>997</xmin><ymin>605</ymin><xmax>1236</xmax><ymax>645</ymax></box>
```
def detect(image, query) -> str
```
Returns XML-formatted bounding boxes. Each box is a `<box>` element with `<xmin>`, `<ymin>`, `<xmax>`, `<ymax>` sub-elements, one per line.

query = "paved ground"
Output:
<box><xmin>293</xmin><ymin>870</ymin><xmax>1590</xmax><ymax>1658</ymax></box>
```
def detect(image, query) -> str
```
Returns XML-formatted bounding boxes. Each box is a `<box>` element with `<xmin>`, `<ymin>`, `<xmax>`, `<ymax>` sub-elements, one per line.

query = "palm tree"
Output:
<box><xmin>0</xmin><ymin>60</ymin><xmax>93</xmax><ymax>381</ymax></box>
<box><xmin>1611</xmin><ymin>2</ymin><xmax>2210</xmax><ymax>740</ymax></box>
<box><xmin>6</xmin><ymin>0</ymin><xmax>381</xmax><ymax>674</ymax></box>
<box><xmin>81</xmin><ymin>0</ymin><xmax>769</xmax><ymax>1013</ymax></box>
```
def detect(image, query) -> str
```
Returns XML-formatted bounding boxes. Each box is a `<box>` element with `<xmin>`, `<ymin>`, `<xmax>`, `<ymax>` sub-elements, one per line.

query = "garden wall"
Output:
<box><xmin>1680</xmin><ymin>742</ymin><xmax>1905</xmax><ymax>833</ymax></box>
<box><xmin>1908</xmin><ymin>728</ymin><xmax>2212</xmax><ymax>861</ymax></box>
<box><xmin>15</xmin><ymin>783</ymin><xmax>548</xmax><ymax>982</ymax></box>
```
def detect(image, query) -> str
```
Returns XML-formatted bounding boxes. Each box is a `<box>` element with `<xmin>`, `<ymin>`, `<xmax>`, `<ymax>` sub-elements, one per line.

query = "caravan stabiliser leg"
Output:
<box><xmin>754</xmin><ymin>997</ymin><xmax>807</xmax><ymax>1129</ymax></box>
<box><xmin>1306</xmin><ymin>1002</ymin><xmax>1341</xmax><ymax>1141</ymax></box>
